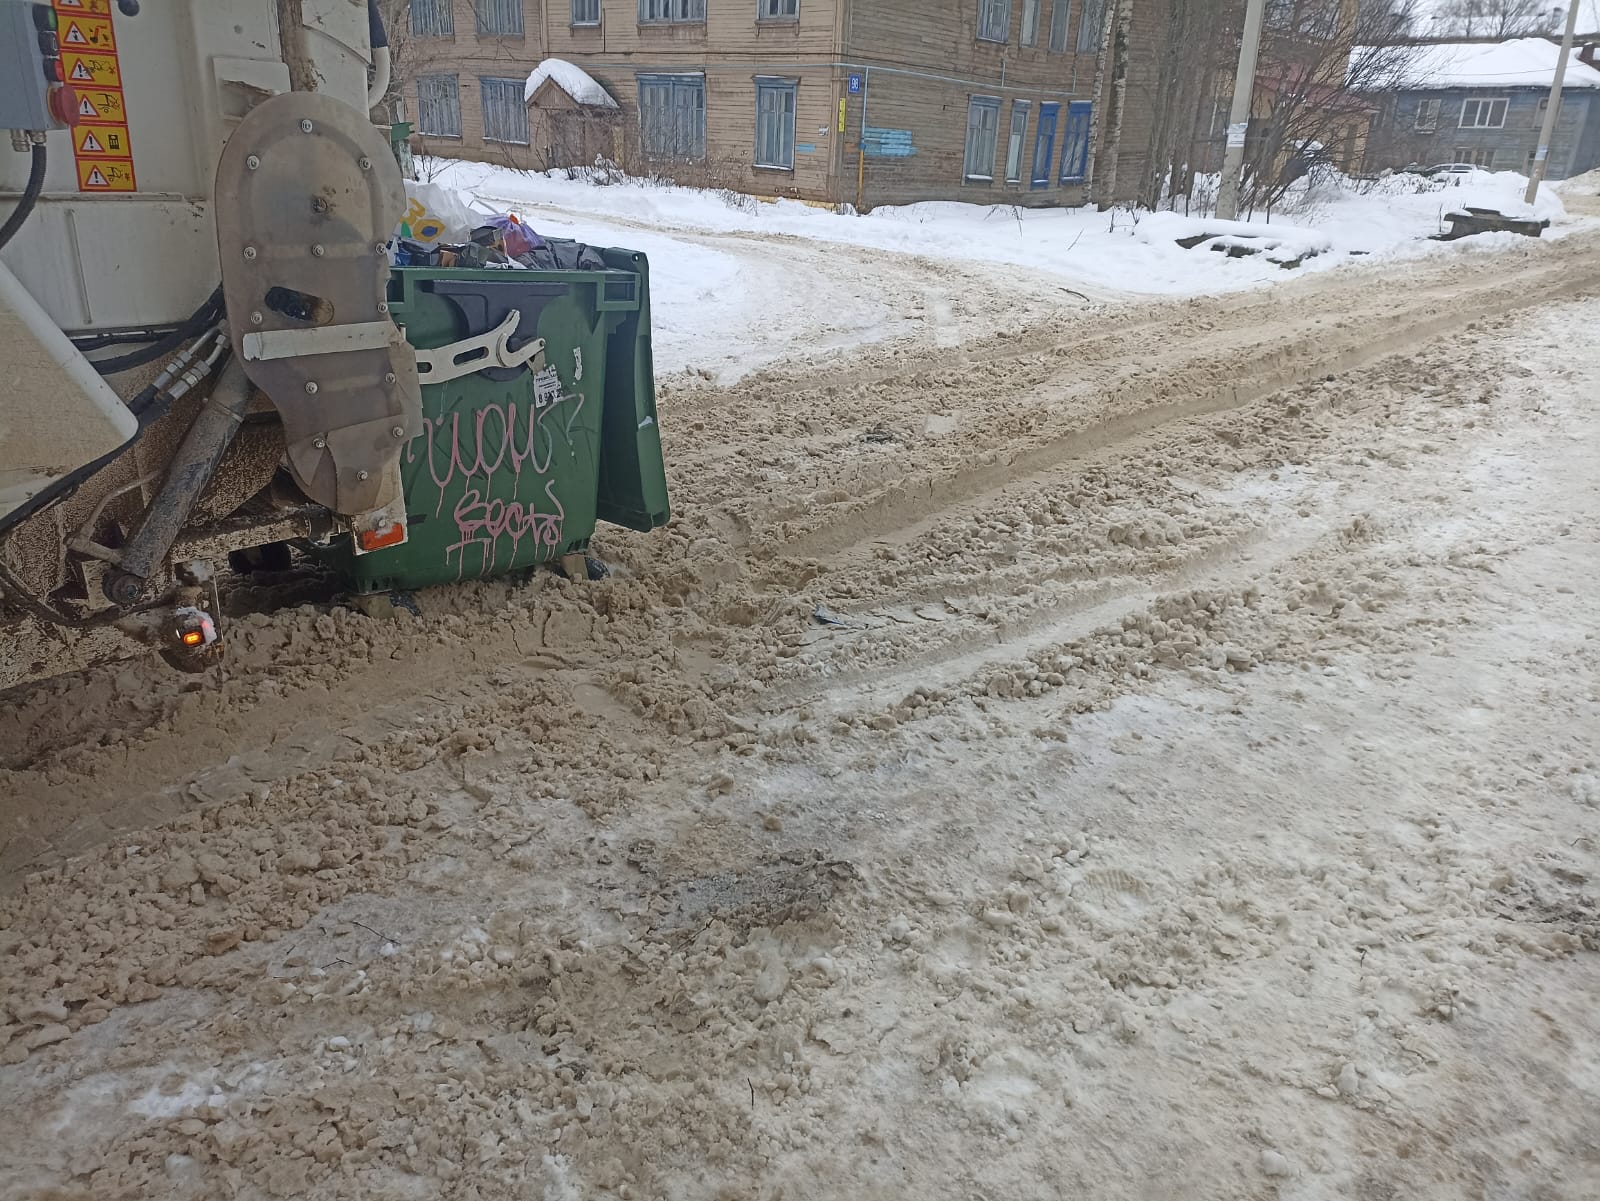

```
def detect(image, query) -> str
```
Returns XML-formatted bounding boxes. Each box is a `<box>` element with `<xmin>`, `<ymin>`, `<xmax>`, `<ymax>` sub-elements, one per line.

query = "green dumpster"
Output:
<box><xmin>323</xmin><ymin>248</ymin><xmax>669</xmax><ymax>593</ymax></box>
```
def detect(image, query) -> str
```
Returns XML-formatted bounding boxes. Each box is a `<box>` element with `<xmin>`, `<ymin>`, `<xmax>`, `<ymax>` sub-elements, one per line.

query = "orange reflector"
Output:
<box><xmin>357</xmin><ymin>523</ymin><xmax>406</xmax><ymax>552</ymax></box>
<box><xmin>180</xmin><ymin>630</ymin><xmax>205</xmax><ymax>647</ymax></box>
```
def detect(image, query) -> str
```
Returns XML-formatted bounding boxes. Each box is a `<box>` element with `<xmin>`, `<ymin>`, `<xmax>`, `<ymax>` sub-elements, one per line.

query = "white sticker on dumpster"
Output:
<box><xmin>534</xmin><ymin>366</ymin><xmax>563</xmax><ymax>409</ymax></box>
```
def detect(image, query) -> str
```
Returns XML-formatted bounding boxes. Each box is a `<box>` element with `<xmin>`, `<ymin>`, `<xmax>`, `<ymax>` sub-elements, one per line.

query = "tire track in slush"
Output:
<box><xmin>778</xmin><ymin>251</ymin><xmax>1600</xmax><ymax>563</ymax></box>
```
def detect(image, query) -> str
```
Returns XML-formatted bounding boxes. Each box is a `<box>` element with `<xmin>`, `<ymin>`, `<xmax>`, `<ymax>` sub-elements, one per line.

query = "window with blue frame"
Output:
<box><xmin>1060</xmin><ymin>101</ymin><xmax>1092</xmax><ymax>181</ymax></box>
<box><xmin>1031</xmin><ymin>102</ymin><xmax>1059</xmax><ymax>188</ymax></box>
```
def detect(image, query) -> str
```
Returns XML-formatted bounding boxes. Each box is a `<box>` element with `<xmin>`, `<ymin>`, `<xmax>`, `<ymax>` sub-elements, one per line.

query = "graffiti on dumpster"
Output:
<box><xmin>404</xmin><ymin>385</ymin><xmax>588</xmax><ymax>577</ymax></box>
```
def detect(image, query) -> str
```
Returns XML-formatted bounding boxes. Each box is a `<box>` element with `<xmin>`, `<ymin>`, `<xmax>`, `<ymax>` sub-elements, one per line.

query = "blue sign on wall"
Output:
<box><xmin>848</xmin><ymin>73</ymin><xmax>864</xmax><ymax>95</ymax></box>
<box><xmin>863</xmin><ymin>127</ymin><xmax>915</xmax><ymax>158</ymax></box>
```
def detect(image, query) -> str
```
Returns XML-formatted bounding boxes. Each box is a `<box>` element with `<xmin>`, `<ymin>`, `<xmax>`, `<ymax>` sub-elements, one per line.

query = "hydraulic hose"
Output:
<box><xmin>0</xmin><ymin>329</ymin><xmax>224</xmax><ymax>540</ymax></box>
<box><xmin>0</xmin><ymin>142</ymin><xmax>47</xmax><ymax>253</ymax></box>
<box><xmin>85</xmin><ymin>285</ymin><xmax>224</xmax><ymax>376</ymax></box>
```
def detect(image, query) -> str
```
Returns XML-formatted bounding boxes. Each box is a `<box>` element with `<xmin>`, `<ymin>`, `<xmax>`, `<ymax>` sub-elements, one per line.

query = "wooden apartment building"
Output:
<box><xmin>400</xmin><ymin>0</ymin><xmax>1133</xmax><ymax>208</ymax></box>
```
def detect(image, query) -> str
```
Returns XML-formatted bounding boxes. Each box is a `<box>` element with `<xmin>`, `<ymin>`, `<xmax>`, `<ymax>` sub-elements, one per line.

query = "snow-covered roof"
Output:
<box><xmin>1356</xmin><ymin>38</ymin><xmax>1600</xmax><ymax>91</ymax></box>
<box><xmin>524</xmin><ymin>58</ymin><xmax>619</xmax><ymax>107</ymax></box>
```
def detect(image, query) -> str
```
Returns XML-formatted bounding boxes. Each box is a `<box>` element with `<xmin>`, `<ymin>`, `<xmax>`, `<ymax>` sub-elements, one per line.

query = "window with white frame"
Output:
<box><xmin>572</xmin><ymin>0</ymin><xmax>601</xmax><ymax>23</ymax></box>
<box><xmin>410</xmin><ymin>0</ymin><xmax>454</xmax><ymax>37</ymax></box>
<box><xmin>1459</xmin><ymin>97</ymin><xmax>1507</xmax><ymax>128</ymax></box>
<box><xmin>1049</xmin><ymin>0</ymin><xmax>1071</xmax><ymax>51</ymax></box>
<box><xmin>640</xmin><ymin>0</ymin><xmax>706</xmax><ymax>23</ymax></box>
<box><xmin>480</xmin><ymin>78</ymin><xmax>529</xmax><ymax>144</ymax></box>
<box><xmin>1005</xmin><ymin>100</ymin><xmax>1029</xmax><ymax>182</ymax></box>
<box><xmin>1021</xmin><ymin>0</ymin><xmax>1041</xmax><ymax>45</ymax></box>
<box><xmin>963</xmin><ymin>96</ymin><xmax>1000</xmax><ymax>180</ymax></box>
<box><xmin>416</xmin><ymin>73</ymin><xmax>461</xmax><ymax>136</ymax></box>
<box><xmin>475</xmin><ymin>0</ymin><xmax>524</xmax><ymax>35</ymax></box>
<box><xmin>977</xmin><ymin>0</ymin><xmax>1009</xmax><ymax>43</ymax></box>
<box><xmin>638</xmin><ymin>73</ymin><xmax>705</xmax><ymax>158</ymax></box>
<box><xmin>1414</xmin><ymin>98</ymin><xmax>1440</xmax><ymax>132</ymax></box>
<box><xmin>759</xmin><ymin>0</ymin><xmax>799</xmax><ymax>17</ymax></box>
<box><xmin>755</xmin><ymin>78</ymin><xmax>797</xmax><ymax>168</ymax></box>
<box><xmin>1077</xmin><ymin>0</ymin><xmax>1106</xmax><ymax>52</ymax></box>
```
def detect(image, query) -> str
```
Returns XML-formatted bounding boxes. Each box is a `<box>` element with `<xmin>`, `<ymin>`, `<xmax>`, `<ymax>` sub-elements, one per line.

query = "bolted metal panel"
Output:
<box><xmin>214</xmin><ymin>90</ymin><xmax>421</xmax><ymax>518</ymax></box>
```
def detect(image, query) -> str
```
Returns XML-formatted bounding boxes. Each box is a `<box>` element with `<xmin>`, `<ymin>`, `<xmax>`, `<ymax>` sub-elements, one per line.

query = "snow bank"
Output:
<box><xmin>1423</xmin><ymin>167</ymin><xmax>1568</xmax><ymax>222</ymax></box>
<box><xmin>524</xmin><ymin>59</ymin><xmax>618</xmax><ymax>107</ymax></box>
<box><xmin>417</xmin><ymin>157</ymin><xmax>1592</xmax><ymax>364</ymax></box>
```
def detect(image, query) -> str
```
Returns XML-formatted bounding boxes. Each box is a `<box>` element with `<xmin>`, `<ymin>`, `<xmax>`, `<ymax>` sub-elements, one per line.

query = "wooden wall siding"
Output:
<box><xmin>404</xmin><ymin>0</ymin><xmax>546</xmax><ymax>164</ymax></box>
<box><xmin>407</xmin><ymin>0</ymin><xmax>541</xmax><ymax>61</ymax></box>
<box><xmin>547</xmin><ymin>0</ymin><xmax>840</xmax><ymax>57</ymax></box>
<box><xmin>845</xmin><ymin>0</ymin><xmax>1101</xmax><ymax>99</ymax></box>
<box><xmin>839</xmin><ymin>70</ymin><xmax>1090</xmax><ymax>208</ymax></box>
<box><xmin>402</xmin><ymin>0</ymin><xmax>1149</xmax><ymax>206</ymax></box>
<box><xmin>839</xmin><ymin>0</ymin><xmax>1105</xmax><ymax>206</ymax></box>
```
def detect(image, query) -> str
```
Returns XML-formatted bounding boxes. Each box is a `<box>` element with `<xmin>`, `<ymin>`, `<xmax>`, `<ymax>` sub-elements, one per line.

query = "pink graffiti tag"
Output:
<box><xmin>403</xmin><ymin>390</ymin><xmax>583</xmax><ymax>577</ymax></box>
<box><xmin>446</xmin><ymin>480</ymin><xmax>566</xmax><ymax>577</ymax></box>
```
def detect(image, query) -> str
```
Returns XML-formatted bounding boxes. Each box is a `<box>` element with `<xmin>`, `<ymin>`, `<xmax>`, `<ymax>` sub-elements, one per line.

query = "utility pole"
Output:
<box><xmin>1525</xmin><ymin>0</ymin><xmax>1582</xmax><ymax>205</ymax></box>
<box><xmin>1216</xmin><ymin>0</ymin><xmax>1267</xmax><ymax>221</ymax></box>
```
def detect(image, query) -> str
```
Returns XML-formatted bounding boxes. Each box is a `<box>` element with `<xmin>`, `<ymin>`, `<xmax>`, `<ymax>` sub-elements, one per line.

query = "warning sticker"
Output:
<box><xmin>74</xmin><ymin>88</ymin><xmax>125</xmax><ymax>123</ymax></box>
<box><xmin>62</xmin><ymin>50</ymin><xmax>121</xmax><ymax>88</ymax></box>
<box><xmin>74</xmin><ymin>123</ymin><xmax>131</xmax><ymax>159</ymax></box>
<box><xmin>56</xmin><ymin>2</ymin><xmax>133</xmax><ymax>192</ymax></box>
<box><xmin>60</xmin><ymin>14</ymin><xmax>116</xmax><ymax>50</ymax></box>
<box><xmin>76</xmin><ymin>159</ymin><xmax>137</xmax><ymax>192</ymax></box>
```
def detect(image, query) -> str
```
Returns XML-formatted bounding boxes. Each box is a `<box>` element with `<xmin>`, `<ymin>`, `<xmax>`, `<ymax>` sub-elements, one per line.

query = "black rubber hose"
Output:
<box><xmin>86</xmin><ymin>286</ymin><xmax>224</xmax><ymax>376</ymax></box>
<box><xmin>71</xmin><ymin>324</ymin><xmax>190</xmax><ymax>351</ymax></box>
<box><xmin>0</xmin><ymin>143</ymin><xmax>47</xmax><ymax>253</ymax></box>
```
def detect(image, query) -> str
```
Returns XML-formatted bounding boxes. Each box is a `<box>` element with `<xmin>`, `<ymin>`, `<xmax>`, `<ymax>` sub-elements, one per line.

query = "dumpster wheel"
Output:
<box><xmin>558</xmin><ymin>553</ymin><xmax>611</xmax><ymax>582</ymax></box>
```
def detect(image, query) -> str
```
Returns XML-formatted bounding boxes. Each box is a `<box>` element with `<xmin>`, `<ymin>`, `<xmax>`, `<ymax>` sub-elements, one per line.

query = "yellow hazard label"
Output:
<box><xmin>74</xmin><ymin>123</ymin><xmax>131</xmax><ymax>159</ymax></box>
<box><xmin>60</xmin><ymin>14</ymin><xmax>116</xmax><ymax>50</ymax></box>
<box><xmin>76</xmin><ymin>158</ymin><xmax>136</xmax><ymax>192</ymax></box>
<box><xmin>59</xmin><ymin>1</ymin><xmax>134</xmax><ymax>194</ymax></box>
<box><xmin>74</xmin><ymin>87</ymin><xmax>126</xmax><ymax>123</ymax></box>
<box><xmin>62</xmin><ymin>50</ymin><xmax>121</xmax><ymax>88</ymax></box>
<box><xmin>838</xmin><ymin>99</ymin><xmax>847</xmax><ymax>134</ymax></box>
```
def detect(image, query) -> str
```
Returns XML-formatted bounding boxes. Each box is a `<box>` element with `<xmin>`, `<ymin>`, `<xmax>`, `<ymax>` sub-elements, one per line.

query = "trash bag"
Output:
<box><xmin>396</xmin><ymin>181</ymin><xmax>478</xmax><ymax>248</ymax></box>
<box><xmin>516</xmin><ymin>238</ymin><xmax>608</xmax><ymax>271</ymax></box>
<box><xmin>471</xmin><ymin>213</ymin><xmax>545</xmax><ymax>259</ymax></box>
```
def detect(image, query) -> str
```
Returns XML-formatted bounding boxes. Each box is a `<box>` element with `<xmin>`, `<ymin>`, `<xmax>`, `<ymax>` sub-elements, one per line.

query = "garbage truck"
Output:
<box><xmin>0</xmin><ymin>0</ymin><xmax>669</xmax><ymax>672</ymax></box>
